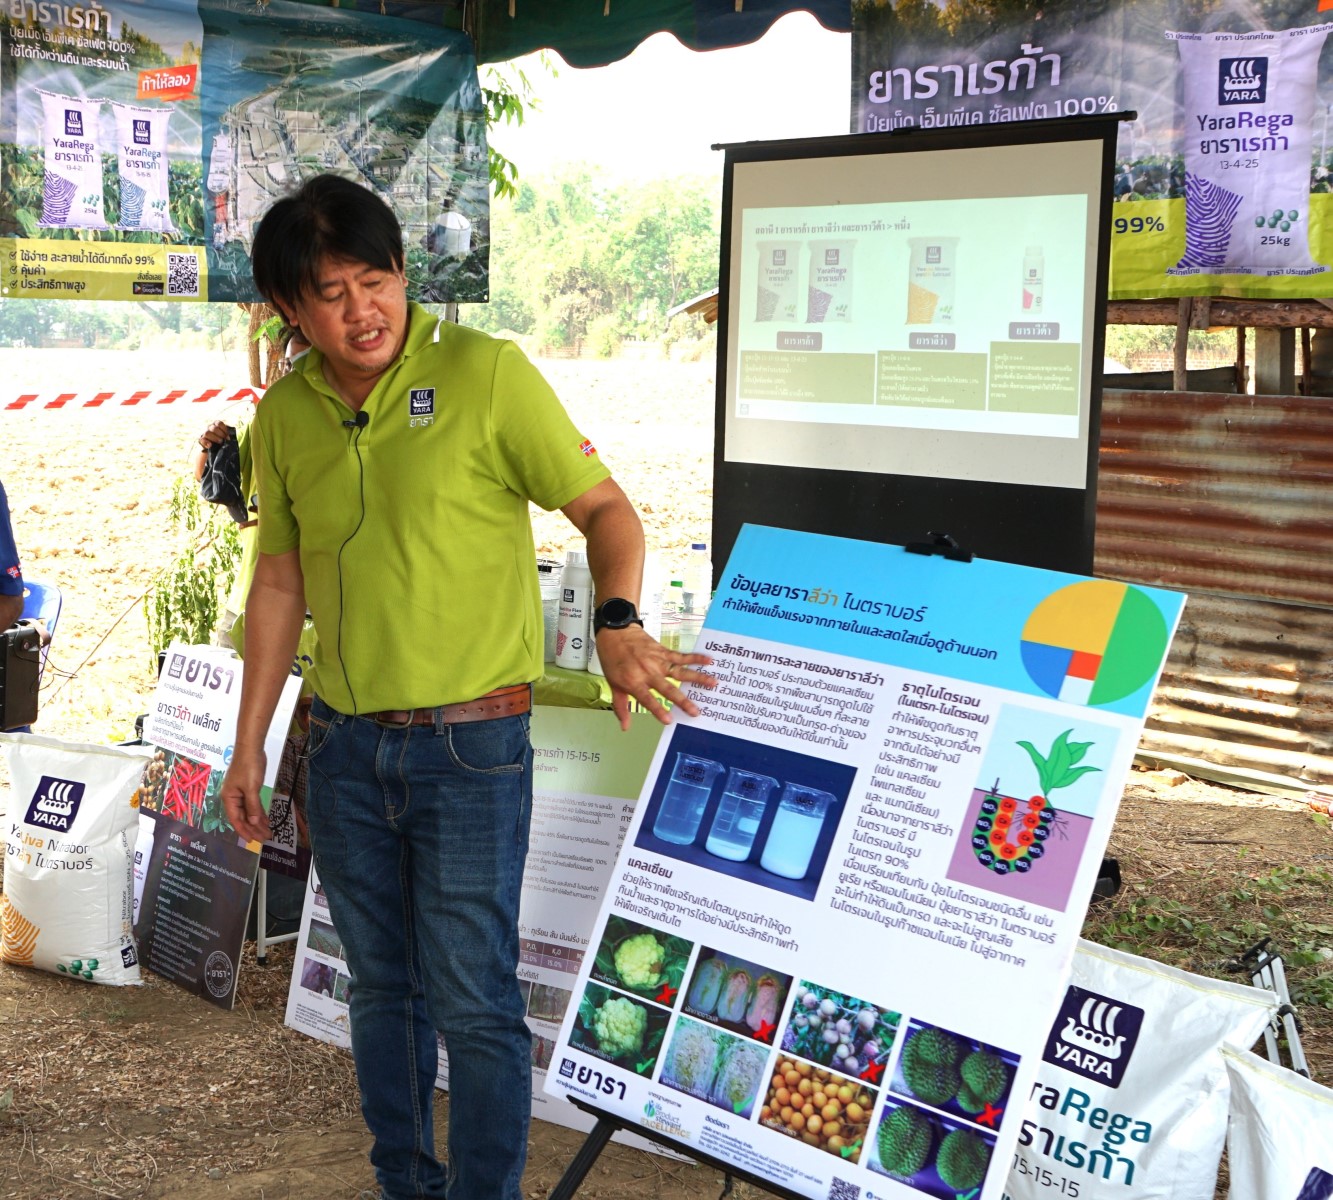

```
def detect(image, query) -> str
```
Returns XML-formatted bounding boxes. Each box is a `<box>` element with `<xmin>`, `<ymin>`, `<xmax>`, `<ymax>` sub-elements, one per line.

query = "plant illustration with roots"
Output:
<box><xmin>972</xmin><ymin>729</ymin><xmax>1101</xmax><ymax>877</ymax></box>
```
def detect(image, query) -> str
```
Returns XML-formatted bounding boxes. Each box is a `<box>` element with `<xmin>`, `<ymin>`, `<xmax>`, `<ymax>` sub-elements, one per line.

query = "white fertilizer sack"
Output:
<box><xmin>111</xmin><ymin>102</ymin><xmax>175</xmax><ymax>233</ymax></box>
<box><xmin>1169</xmin><ymin>25</ymin><xmax>1331</xmax><ymax>278</ymax></box>
<box><xmin>1</xmin><ymin>733</ymin><xmax>150</xmax><ymax>985</ymax></box>
<box><xmin>1004</xmin><ymin>939</ymin><xmax>1276</xmax><ymax>1200</ymax></box>
<box><xmin>37</xmin><ymin>91</ymin><xmax>109</xmax><ymax>230</ymax></box>
<box><xmin>1223</xmin><ymin>1047</ymin><xmax>1333</xmax><ymax>1200</ymax></box>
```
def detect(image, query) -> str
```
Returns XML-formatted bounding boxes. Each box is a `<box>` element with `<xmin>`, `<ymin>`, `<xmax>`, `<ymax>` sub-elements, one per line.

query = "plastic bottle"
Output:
<box><xmin>660</xmin><ymin>580</ymin><xmax>684</xmax><ymax>652</ymax></box>
<box><xmin>1022</xmin><ymin>245</ymin><xmax>1044</xmax><ymax>314</ymax></box>
<box><xmin>537</xmin><ymin>556</ymin><xmax>563</xmax><ymax>664</ymax></box>
<box><xmin>682</xmin><ymin>542</ymin><xmax>712</xmax><ymax>616</ymax></box>
<box><xmin>639</xmin><ymin>553</ymin><xmax>664</xmax><ymax>644</ymax></box>
<box><xmin>555</xmin><ymin>548</ymin><xmax>593</xmax><ymax>670</ymax></box>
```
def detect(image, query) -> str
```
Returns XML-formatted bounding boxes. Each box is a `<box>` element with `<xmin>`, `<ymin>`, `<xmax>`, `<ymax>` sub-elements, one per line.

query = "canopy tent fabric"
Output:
<box><xmin>469</xmin><ymin>0</ymin><xmax>851</xmax><ymax>66</ymax></box>
<box><xmin>287</xmin><ymin>0</ymin><xmax>849</xmax><ymax>67</ymax></box>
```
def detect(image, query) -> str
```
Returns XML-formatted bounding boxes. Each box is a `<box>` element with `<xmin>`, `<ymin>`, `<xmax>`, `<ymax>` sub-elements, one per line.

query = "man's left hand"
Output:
<box><xmin>594</xmin><ymin>624</ymin><xmax>714</xmax><ymax>731</ymax></box>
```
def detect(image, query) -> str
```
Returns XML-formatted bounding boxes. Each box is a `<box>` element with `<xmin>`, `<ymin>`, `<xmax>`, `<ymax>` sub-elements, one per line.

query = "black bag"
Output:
<box><xmin>199</xmin><ymin>428</ymin><xmax>249</xmax><ymax>524</ymax></box>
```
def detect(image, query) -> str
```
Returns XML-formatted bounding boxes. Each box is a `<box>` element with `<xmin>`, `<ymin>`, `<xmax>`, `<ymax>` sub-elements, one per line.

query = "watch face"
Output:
<box><xmin>596</xmin><ymin>598</ymin><xmax>639</xmax><ymax>630</ymax></box>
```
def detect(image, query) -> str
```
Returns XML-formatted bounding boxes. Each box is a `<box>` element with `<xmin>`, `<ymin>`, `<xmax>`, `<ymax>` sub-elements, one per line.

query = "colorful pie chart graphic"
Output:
<box><xmin>1020</xmin><ymin>581</ymin><xmax>1170</xmax><ymax>705</ymax></box>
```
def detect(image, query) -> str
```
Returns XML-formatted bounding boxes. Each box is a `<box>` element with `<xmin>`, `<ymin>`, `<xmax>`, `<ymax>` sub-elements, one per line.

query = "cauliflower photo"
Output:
<box><xmin>573</xmin><ymin>982</ymin><xmax>668</xmax><ymax>1073</ymax></box>
<box><xmin>613</xmin><ymin>932</ymin><xmax>664</xmax><ymax>991</ymax></box>
<box><xmin>591</xmin><ymin>916</ymin><xmax>693</xmax><ymax>999</ymax></box>
<box><xmin>592</xmin><ymin>996</ymin><xmax>648</xmax><ymax>1059</ymax></box>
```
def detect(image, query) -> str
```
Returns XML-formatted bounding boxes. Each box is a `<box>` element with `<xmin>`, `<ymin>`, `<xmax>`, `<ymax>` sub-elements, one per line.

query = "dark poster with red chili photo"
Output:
<box><xmin>134</xmin><ymin>643</ymin><xmax>302</xmax><ymax>1009</ymax></box>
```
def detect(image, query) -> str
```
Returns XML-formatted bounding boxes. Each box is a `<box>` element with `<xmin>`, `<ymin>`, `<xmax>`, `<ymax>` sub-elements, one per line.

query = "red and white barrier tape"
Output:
<box><xmin>4</xmin><ymin>386</ymin><xmax>262</xmax><ymax>411</ymax></box>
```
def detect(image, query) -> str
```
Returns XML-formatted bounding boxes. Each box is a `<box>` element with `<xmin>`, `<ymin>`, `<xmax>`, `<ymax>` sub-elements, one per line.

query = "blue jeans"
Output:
<box><xmin>305</xmin><ymin>696</ymin><xmax>534</xmax><ymax>1200</ymax></box>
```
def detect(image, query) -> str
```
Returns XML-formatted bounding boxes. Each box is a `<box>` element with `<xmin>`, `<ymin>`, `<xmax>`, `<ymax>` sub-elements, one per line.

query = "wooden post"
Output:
<box><xmin>1236</xmin><ymin>327</ymin><xmax>1247</xmax><ymax>394</ymax></box>
<box><xmin>1173</xmin><ymin>298</ymin><xmax>1192</xmax><ymax>391</ymax></box>
<box><xmin>1253</xmin><ymin>327</ymin><xmax>1296</xmax><ymax>395</ymax></box>
<box><xmin>1301</xmin><ymin>327</ymin><xmax>1313</xmax><ymax>395</ymax></box>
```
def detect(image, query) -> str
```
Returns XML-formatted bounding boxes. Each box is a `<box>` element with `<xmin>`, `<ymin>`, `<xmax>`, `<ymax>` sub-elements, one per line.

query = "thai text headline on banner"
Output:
<box><xmin>851</xmin><ymin>1</ymin><xmax>1333</xmax><ymax>299</ymax></box>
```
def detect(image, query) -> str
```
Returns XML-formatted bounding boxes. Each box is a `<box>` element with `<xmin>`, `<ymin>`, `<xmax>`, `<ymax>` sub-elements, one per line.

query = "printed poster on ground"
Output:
<box><xmin>283</xmin><ymin>706</ymin><xmax>671</xmax><ymax>1150</ymax></box>
<box><xmin>851</xmin><ymin>0</ymin><xmax>1333</xmax><ymax>299</ymax></box>
<box><xmin>133</xmin><ymin>641</ymin><xmax>301</xmax><ymax>1008</ymax></box>
<box><xmin>544</xmin><ymin>524</ymin><xmax>1185</xmax><ymax>1200</ymax></box>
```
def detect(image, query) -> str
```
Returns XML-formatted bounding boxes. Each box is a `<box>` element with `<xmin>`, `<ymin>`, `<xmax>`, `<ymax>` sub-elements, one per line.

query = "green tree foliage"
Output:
<box><xmin>145</xmin><ymin>480</ymin><xmax>241</xmax><ymax>659</ymax></box>
<box><xmin>464</xmin><ymin>166</ymin><xmax>719</xmax><ymax>353</ymax></box>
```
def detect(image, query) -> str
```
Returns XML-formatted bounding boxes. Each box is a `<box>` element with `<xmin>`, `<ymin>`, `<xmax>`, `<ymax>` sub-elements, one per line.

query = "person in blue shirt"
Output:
<box><xmin>0</xmin><ymin>478</ymin><xmax>23</xmax><ymax>631</ymax></box>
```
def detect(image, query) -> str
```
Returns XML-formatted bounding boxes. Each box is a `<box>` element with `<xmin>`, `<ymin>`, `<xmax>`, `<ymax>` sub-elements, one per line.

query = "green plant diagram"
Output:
<box><xmin>972</xmin><ymin>729</ymin><xmax>1100</xmax><ymax>877</ymax></box>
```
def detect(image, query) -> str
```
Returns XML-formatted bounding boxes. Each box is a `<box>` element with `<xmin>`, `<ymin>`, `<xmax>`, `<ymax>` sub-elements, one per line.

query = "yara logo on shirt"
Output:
<box><xmin>409</xmin><ymin>388</ymin><xmax>435</xmax><ymax>427</ymax></box>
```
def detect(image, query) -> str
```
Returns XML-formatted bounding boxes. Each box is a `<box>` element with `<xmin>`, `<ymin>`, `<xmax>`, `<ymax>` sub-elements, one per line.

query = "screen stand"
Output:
<box><xmin>904</xmin><ymin>530</ymin><xmax>974</xmax><ymax>562</ymax></box>
<box><xmin>549</xmin><ymin>1098</ymin><xmax>808</xmax><ymax>1200</ymax></box>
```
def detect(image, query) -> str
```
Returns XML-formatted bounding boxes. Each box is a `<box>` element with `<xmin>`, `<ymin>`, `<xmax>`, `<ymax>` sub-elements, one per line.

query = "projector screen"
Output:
<box><xmin>722</xmin><ymin>132</ymin><xmax>1109</xmax><ymax>491</ymax></box>
<box><xmin>710</xmin><ymin>120</ymin><xmax>1120</xmax><ymax>575</ymax></box>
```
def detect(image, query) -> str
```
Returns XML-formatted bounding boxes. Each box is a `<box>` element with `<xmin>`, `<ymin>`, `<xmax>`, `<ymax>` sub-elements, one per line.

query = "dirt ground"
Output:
<box><xmin>1</xmin><ymin>347</ymin><xmax>1329</xmax><ymax>1199</ymax></box>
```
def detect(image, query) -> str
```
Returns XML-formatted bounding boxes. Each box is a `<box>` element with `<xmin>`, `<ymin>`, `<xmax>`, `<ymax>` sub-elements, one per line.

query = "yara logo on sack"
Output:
<box><xmin>24</xmin><ymin>775</ymin><xmax>87</xmax><ymax>834</ymax></box>
<box><xmin>1042</xmin><ymin>984</ymin><xmax>1145</xmax><ymax>1087</ymax></box>
<box><xmin>1219</xmin><ymin>56</ymin><xmax>1268</xmax><ymax>105</ymax></box>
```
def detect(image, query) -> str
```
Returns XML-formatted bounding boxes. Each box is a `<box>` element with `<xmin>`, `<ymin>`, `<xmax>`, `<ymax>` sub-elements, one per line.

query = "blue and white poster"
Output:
<box><xmin>546</xmin><ymin>525</ymin><xmax>1185</xmax><ymax>1200</ymax></box>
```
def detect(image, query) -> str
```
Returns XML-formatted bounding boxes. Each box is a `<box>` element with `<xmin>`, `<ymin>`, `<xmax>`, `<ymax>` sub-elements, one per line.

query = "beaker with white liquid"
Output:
<box><xmin>759</xmin><ymin>784</ymin><xmax>837</xmax><ymax>880</ymax></box>
<box><xmin>652</xmin><ymin>753</ymin><xmax>724</xmax><ymax>845</ymax></box>
<box><xmin>705</xmin><ymin>768</ymin><xmax>779</xmax><ymax>861</ymax></box>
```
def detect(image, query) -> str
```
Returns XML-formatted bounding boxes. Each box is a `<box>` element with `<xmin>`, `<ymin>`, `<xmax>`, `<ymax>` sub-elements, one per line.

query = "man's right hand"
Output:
<box><xmin>221</xmin><ymin>747</ymin><xmax>270</xmax><ymax>843</ymax></box>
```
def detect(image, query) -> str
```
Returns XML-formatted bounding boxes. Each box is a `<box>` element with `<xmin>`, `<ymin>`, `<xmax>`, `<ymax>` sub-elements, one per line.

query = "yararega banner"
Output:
<box><xmin>850</xmin><ymin>0</ymin><xmax>1333</xmax><ymax>299</ymax></box>
<box><xmin>0</xmin><ymin>0</ymin><xmax>489</xmax><ymax>303</ymax></box>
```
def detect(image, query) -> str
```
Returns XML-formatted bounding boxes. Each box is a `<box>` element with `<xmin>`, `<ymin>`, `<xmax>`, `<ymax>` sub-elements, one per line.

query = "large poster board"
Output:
<box><xmin>851</xmin><ymin>0</ymin><xmax>1333</xmax><ymax>299</ymax></box>
<box><xmin>0</xmin><ymin>0</ymin><xmax>488</xmax><ymax>302</ymax></box>
<box><xmin>544</xmin><ymin>525</ymin><xmax>1184</xmax><ymax>1200</ymax></box>
<box><xmin>284</xmin><ymin>707</ymin><xmax>670</xmax><ymax>1147</ymax></box>
<box><xmin>133</xmin><ymin>642</ymin><xmax>300</xmax><ymax>1008</ymax></box>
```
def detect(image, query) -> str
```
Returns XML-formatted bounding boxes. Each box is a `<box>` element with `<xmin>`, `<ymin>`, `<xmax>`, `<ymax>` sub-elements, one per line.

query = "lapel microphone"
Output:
<box><xmin>342</xmin><ymin>411</ymin><xmax>370</xmax><ymax>430</ymax></box>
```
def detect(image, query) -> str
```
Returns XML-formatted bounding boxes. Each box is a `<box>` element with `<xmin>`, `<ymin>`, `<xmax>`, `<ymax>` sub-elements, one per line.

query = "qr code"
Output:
<box><xmin>828</xmin><ymin>1180</ymin><xmax>860</xmax><ymax>1200</ymax></box>
<box><xmin>167</xmin><ymin>251</ymin><xmax>200</xmax><ymax>297</ymax></box>
<box><xmin>266</xmin><ymin>790</ymin><xmax>297</xmax><ymax>853</ymax></box>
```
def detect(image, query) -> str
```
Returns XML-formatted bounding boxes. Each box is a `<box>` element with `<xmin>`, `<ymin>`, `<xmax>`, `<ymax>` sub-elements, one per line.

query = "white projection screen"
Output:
<box><xmin>712</xmin><ymin>118</ymin><xmax>1121</xmax><ymax>575</ymax></box>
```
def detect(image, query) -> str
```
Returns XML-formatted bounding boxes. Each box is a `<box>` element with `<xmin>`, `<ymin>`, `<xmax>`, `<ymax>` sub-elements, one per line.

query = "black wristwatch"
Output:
<box><xmin>592</xmin><ymin>597</ymin><xmax>644</xmax><ymax>635</ymax></box>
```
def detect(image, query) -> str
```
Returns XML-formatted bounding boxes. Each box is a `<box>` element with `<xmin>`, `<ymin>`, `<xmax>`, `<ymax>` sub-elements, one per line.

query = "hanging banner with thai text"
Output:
<box><xmin>0</xmin><ymin>0</ymin><xmax>488</xmax><ymax>303</ymax></box>
<box><xmin>850</xmin><ymin>0</ymin><xmax>1333</xmax><ymax>299</ymax></box>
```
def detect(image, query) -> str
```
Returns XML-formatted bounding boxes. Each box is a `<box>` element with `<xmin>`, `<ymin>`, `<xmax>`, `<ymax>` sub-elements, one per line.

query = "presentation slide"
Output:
<box><xmin>723</xmin><ymin>137</ymin><xmax>1107</xmax><ymax>490</ymax></box>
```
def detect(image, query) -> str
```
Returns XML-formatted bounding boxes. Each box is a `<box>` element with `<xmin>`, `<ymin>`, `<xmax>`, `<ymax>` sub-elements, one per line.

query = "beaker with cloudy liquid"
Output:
<box><xmin>705</xmin><ymin>768</ymin><xmax>779</xmax><ymax>862</ymax></box>
<box><xmin>759</xmin><ymin>784</ymin><xmax>837</xmax><ymax>880</ymax></box>
<box><xmin>653</xmin><ymin>753</ymin><xmax>724</xmax><ymax>845</ymax></box>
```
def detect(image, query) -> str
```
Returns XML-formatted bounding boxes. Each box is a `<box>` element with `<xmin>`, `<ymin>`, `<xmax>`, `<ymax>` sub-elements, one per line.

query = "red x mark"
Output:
<box><xmin>977</xmin><ymin>1101</ymin><xmax>1003</xmax><ymax>1128</ymax></box>
<box><xmin>656</xmin><ymin>983</ymin><xmax>678</xmax><ymax>1005</ymax></box>
<box><xmin>859</xmin><ymin>1059</ymin><xmax>885</xmax><ymax>1084</ymax></box>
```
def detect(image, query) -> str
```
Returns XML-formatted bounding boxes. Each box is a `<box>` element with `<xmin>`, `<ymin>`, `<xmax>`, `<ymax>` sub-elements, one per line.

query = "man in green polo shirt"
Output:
<box><xmin>220</xmin><ymin>175</ymin><xmax>712</xmax><ymax>1200</ymax></box>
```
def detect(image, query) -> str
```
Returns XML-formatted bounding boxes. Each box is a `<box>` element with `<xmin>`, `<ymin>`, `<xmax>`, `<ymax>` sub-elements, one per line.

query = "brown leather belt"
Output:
<box><xmin>364</xmin><ymin>684</ymin><xmax>531</xmax><ymax>728</ymax></box>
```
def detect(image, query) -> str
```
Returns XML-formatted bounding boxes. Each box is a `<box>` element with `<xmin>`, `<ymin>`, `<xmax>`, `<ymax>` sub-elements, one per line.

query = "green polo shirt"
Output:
<box><xmin>254</xmin><ymin>304</ymin><xmax>609</xmax><ymax>712</ymax></box>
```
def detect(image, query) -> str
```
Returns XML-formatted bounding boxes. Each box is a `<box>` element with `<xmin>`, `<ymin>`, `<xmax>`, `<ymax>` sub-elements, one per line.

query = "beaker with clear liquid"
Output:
<box><xmin>652</xmin><ymin>753</ymin><xmax>724</xmax><ymax>845</ymax></box>
<box><xmin>704</xmin><ymin>768</ymin><xmax>779</xmax><ymax>861</ymax></box>
<box><xmin>759</xmin><ymin>784</ymin><xmax>837</xmax><ymax>879</ymax></box>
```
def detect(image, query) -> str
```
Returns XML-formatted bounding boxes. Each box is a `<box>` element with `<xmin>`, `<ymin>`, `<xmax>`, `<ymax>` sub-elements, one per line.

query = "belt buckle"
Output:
<box><xmin>374</xmin><ymin>709</ymin><xmax>416</xmax><ymax>728</ymax></box>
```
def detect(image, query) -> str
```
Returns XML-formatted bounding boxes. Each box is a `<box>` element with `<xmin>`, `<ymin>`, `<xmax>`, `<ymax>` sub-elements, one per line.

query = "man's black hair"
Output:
<box><xmin>251</xmin><ymin>174</ymin><xmax>405</xmax><ymax>313</ymax></box>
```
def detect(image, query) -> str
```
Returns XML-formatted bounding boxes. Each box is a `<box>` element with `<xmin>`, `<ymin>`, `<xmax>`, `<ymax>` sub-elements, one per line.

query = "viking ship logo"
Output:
<box><xmin>24</xmin><ymin>776</ymin><xmax>86</xmax><ymax>834</ymax></box>
<box><xmin>1219</xmin><ymin>57</ymin><xmax>1268</xmax><ymax>105</ymax></box>
<box><xmin>1042</xmin><ymin>985</ymin><xmax>1145</xmax><ymax>1088</ymax></box>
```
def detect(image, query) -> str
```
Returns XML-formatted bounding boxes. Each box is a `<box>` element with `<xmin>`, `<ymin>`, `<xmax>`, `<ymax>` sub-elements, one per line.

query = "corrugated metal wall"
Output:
<box><xmin>1097</xmin><ymin>389</ymin><xmax>1333</xmax><ymax>793</ymax></box>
